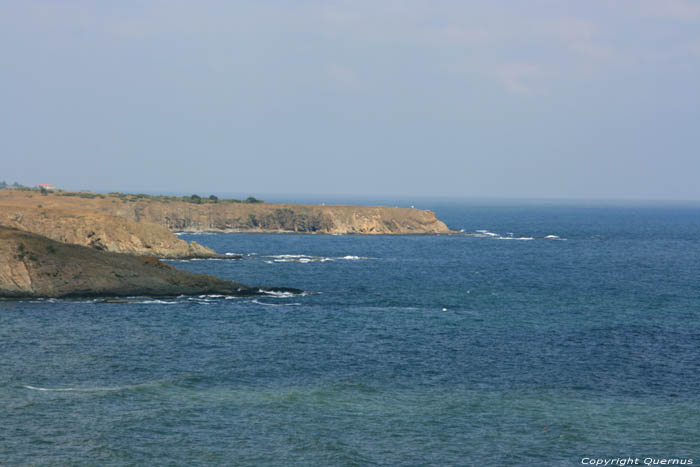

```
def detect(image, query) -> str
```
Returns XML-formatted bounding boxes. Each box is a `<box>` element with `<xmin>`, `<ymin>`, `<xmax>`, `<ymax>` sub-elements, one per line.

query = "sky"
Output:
<box><xmin>1</xmin><ymin>1</ymin><xmax>699</xmax><ymax>200</ymax></box>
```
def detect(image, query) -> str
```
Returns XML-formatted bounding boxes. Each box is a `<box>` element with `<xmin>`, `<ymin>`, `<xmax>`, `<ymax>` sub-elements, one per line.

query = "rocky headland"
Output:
<box><xmin>0</xmin><ymin>189</ymin><xmax>453</xmax><ymax>258</ymax></box>
<box><xmin>0</xmin><ymin>190</ymin><xmax>453</xmax><ymax>235</ymax></box>
<box><xmin>0</xmin><ymin>204</ymin><xmax>217</xmax><ymax>259</ymax></box>
<box><xmin>115</xmin><ymin>200</ymin><xmax>453</xmax><ymax>235</ymax></box>
<box><xmin>0</xmin><ymin>226</ymin><xmax>300</xmax><ymax>299</ymax></box>
<box><xmin>0</xmin><ymin>189</ymin><xmax>452</xmax><ymax>298</ymax></box>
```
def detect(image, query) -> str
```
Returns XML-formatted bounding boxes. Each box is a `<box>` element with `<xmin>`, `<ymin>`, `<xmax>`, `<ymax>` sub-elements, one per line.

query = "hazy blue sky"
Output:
<box><xmin>2</xmin><ymin>1</ymin><xmax>699</xmax><ymax>200</ymax></box>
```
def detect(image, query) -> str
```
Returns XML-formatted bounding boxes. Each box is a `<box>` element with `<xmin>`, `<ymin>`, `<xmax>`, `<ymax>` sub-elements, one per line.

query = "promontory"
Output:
<box><xmin>0</xmin><ymin>189</ymin><xmax>453</xmax><ymax>299</ymax></box>
<box><xmin>0</xmin><ymin>226</ymin><xmax>300</xmax><ymax>299</ymax></box>
<box><xmin>0</xmin><ymin>189</ymin><xmax>453</xmax><ymax>259</ymax></box>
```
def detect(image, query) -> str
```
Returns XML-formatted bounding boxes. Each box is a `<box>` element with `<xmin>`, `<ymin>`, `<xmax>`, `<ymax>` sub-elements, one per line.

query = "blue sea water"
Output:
<box><xmin>1</xmin><ymin>201</ymin><xmax>699</xmax><ymax>466</ymax></box>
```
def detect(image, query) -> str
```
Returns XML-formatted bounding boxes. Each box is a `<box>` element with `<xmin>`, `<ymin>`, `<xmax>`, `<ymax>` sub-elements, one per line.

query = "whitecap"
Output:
<box><xmin>259</xmin><ymin>290</ymin><xmax>311</xmax><ymax>298</ymax></box>
<box><xmin>24</xmin><ymin>385</ymin><xmax>122</xmax><ymax>392</ymax></box>
<box><xmin>260</xmin><ymin>290</ymin><xmax>297</xmax><ymax>298</ymax></box>
<box><xmin>544</xmin><ymin>234</ymin><xmax>566</xmax><ymax>240</ymax></box>
<box><xmin>250</xmin><ymin>299</ymin><xmax>302</xmax><ymax>307</ymax></box>
<box><xmin>265</xmin><ymin>253</ymin><xmax>371</xmax><ymax>263</ymax></box>
<box><xmin>134</xmin><ymin>299</ymin><xmax>177</xmax><ymax>305</ymax></box>
<box><xmin>475</xmin><ymin>230</ymin><xmax>499</xmax><ymax>237</ymax></box>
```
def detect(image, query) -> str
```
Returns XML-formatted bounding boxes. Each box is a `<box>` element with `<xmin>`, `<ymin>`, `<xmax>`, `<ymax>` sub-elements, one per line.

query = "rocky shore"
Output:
<box><xmin>0</xmin><ymin>189</ymin><xmax>451</xmax><ymax>299</ymax></box>
<box><xmin>116</xmin><ymin>201</ymin><xmax>453</xmax><ymax>235</ymax></box>
<box><xmin>0</xmin><ymin>190</ymin><xmax>453</xmax><ymax>235</ymax></box>
<box><xmin>0</xmin><ymin>227</ymin><xmax>299</xmax><ymax>299</ymax></box>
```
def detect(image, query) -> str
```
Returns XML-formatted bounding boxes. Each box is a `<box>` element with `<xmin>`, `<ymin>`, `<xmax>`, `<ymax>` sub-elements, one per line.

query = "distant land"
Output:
<box><xmin>0</xmin><ymin>187</ymin><xmax>453</xmax><ymax>299</ymax></box>
<box><xmin>0</xmin><ymin>188</ymin><xmax>453</xmax><ymax>256</ymax></box>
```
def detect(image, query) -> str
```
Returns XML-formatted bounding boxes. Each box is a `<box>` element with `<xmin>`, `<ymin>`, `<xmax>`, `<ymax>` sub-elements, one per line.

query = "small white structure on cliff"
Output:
<box><xmin>35</xmin><ymin>184</ymin><xmax>57</xmax><ymax>192</ymax></box>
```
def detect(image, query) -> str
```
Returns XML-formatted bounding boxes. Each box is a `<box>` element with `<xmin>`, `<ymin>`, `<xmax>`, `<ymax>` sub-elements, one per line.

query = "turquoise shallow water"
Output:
<box><xmin>1</xmin><ymin>202</ymin><xmax>699</xmax><ymax>465</ymax></box>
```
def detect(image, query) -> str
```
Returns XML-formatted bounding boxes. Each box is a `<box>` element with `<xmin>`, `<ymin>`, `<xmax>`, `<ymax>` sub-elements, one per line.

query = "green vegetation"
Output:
<box><xmin>243</xmin><ymin>209</ymin><xmax>331</xmax><ymax>232</ymax></box>
<box><xmin>0</xmin><ymin>181</ymin><xmax>31</xmax><ymax>190</ymax></box>
<box><xmin>2</xmin><ymin>183</ymin><xmax>264</xmax><ymax>204</ymax></box>
<box><xmin>16</xmin><ymin>243</ymin><xmax>26</xmax><ymax>260</ymax></box>
<box><xmin>57</xmin><ymin>191</ymin><xmax>102</xmax><ymax>199</ymax></box>
<box><xmin>104</xmin><ymin>192</ymin><xmax>264</xmax><ymax>204</ymax></box>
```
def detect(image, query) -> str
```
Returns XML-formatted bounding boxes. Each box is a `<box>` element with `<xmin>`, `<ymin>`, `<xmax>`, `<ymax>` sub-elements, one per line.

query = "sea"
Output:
<box><xmin>1</xmin><ymin>199</ymin><xmax>699</xmax><ymax>466</ymax></box>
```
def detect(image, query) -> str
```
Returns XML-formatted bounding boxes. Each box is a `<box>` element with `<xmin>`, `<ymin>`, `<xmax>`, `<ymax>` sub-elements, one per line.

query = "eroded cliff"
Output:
<box><xmin>0</xmin><ymin>190</ymin><xmax>453</xmax><ymax>235</ymax></box>
<box><xmin>0</xmin><ymin>194</ymin><xmax>216</xmax><ymax>258</ymax></box>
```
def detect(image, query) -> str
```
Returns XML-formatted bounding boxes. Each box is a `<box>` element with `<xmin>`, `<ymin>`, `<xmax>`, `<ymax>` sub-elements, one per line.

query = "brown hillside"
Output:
<box><xmin>0</xmin><ymin>190</ymin><xmax>454</xmax><ymax>235</ymax></box>
<box><xmin>0</xmin><ymin>226</ymin><xmax>299</xmax><ymax>299</ymax></box>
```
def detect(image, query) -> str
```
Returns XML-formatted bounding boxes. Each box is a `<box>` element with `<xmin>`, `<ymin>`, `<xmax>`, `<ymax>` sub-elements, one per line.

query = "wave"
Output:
<box><xmin>133</xmin><ymin>299</ymin><xmax>178</xmax><ymax>305</ymax></box>
<box><xmin>173</xmin><ymin>231</ymin><xmax>216</xmax><ymax>236</ymax></box>
<box><xmin>264</xmin><ymin>254</ymin><xmax>372</xmax><ymax>263</ymax></box>
<box><xmin>115</xmin><ymin>295</ymin><xmax>246</xmax><ymax>305</ymax></box>
<box><xmin>544</xmin><ymin>234</ymin><xmax>566</xmax><ymax>240</ymax></box>
<box><xmin>268</xmin><ymin>254</ymin><xmax>326</xmax><ymax>263</ymax></box>
<box><xmin>465</xmin><ymin>229</ymin><xmax>565</xmax><ymax>241</ymax></box>
<box><xmin>24</xmin><ymin>384</ymin><xmax>123</xmax><ymax>392</ymax></box>
<box><xmin>23</xmin><ymin>379</ymin><xmax>175</xmax><ymax>393</ymax></box>
<box><xmin>259</xmin><ymin>290</ymin><xmax>301</xmax><ymax>298</ymax></box>
<box><xmin>171</xmin><ymin>258</ymin><xmax>227</xmax><ymax>262</ymax></box>
<box><xmin>249</xmin><ymin>299</ymin><xmax>302</xmax><ymax>307</ymax></box>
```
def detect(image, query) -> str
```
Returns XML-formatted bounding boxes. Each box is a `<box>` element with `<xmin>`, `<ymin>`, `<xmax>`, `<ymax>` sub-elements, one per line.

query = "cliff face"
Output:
<box><xmin>112</xmin><ymin>201</ymin><xmax>452</xmax><ymax>234</ymax></box>
<box><xmin>0</xmin><ymin>191</ymin><xmax>452</xmax><ymax>234</ymax></box>
<box><xmin>0</xmin><ymin>190</ymin><xmax>452</xmax><ymax>261</ymax></box>
<box><xmin>0</xmin><ymin>227</ymin><xmax>298</xmax><ymax>299</ymax></box>
<box><xmin>0</xmin><ymin>207</ymin><xmax>215</xmax><ymax>258</ymax></box>
<box><xmin>0</xmin><ymin>194</ymin><xmax>216</xmax><ymax>258</ymax></box>
<box><xmin>110</xmin><ymin>202</ymin><xmax>451</xmax><ymax>234</ymax></box>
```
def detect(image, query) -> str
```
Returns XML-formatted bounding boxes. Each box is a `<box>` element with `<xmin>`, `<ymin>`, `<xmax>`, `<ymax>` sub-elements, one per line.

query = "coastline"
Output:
<box><xmin>0</xmin><ymin>226</ymin><xmax>301</xmax><ymax>299</ymax></box>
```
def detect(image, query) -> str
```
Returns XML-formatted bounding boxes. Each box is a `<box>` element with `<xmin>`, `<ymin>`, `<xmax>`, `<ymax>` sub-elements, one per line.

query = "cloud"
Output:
<box><xmin>495</xmin><ymin>62</ymin><xmax>546</xmax><ymax>96</ymax></box>
<box><xmin>544</xmin><ymin>17</ymin><xmax>615</xmax><ymax>60</ymax></box>
<box><xmin>327</xmin><ymin>64</ymin><xmax>361</xmax><ymax>91</ymax></box>
<box><xmin>638</xmin><ymin>0</ymin><xmax>700</xmax><ymax>21</ymax></box>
